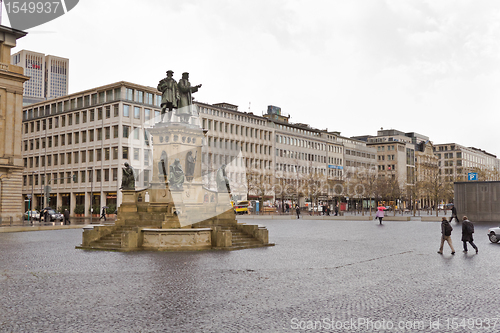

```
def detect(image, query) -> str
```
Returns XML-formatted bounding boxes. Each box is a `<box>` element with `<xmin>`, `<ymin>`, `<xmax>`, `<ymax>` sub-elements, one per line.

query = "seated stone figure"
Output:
<box><xmin>169</xmin><ymin>158</ymin><xmax>184</xmax><ymax>190</ymax></box>
<box><xmin>121</xmin><ymin>162</ymin><xmax>135</xmax><ymax>190</ymax></box>
<box><xmin>216</xmin><ymin>164</ymin><xmax>231</xmax><ymax>193</ymax></box>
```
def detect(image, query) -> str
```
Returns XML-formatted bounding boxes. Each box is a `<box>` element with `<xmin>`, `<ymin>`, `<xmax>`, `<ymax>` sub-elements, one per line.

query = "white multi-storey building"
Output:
<box><xmin>433</xmin><ymin>143</ymin><xmax>500</xmax><ymax>182</ymax></box>
<box><xmin>21</xmin><ymin>81</ymin><xmax>161</xmax><ymax>215</ymax></box>
<box><xmin>11</xmin><ymin>49</ymin><xmax>69</xmax><ymax>105</ymax></box>
<box><xmin>21</xmin><ymin>81</ymin><xmax>381</xmax><ymax>215</ymax></box>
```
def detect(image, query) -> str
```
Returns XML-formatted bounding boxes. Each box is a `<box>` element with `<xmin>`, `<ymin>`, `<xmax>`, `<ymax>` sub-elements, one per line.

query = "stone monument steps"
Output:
<box><xmin>87</xmin><ymin>226</ymin><xmax>138</xmax><ymax>250</ymax></box>
<box><xmin>217</xmin><ymin>225</ymin><xmax>265</xmax><ymax>248</ymax></box>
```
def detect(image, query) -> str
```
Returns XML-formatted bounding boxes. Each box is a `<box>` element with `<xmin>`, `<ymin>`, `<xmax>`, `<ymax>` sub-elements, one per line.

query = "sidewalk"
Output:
<box><xmin>0</xmin><ymin>217</ymin><xmax>115</xmax><ymax>233</ymax></box>
<box><xmin>238</xmin><ymin>215</ymin><xmax>441</xmax><ymax>222</ymax></box>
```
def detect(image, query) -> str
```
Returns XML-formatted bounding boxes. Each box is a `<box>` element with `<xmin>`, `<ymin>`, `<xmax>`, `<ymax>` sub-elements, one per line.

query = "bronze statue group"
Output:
<box><xmin>157</xmin><ymin>70</ymin><xmax>202</xmax><ymax>123</ymax></box>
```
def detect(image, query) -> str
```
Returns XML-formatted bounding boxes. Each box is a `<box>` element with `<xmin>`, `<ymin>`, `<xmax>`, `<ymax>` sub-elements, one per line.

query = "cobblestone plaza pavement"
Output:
<box><xmin>1</xmin><ymin>219</ymin><xmax>500</xmax><ymax>332</ymax></box>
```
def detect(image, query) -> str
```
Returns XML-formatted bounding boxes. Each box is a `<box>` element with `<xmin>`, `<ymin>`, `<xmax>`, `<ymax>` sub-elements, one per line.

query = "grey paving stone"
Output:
<box><xmin>0</xmin><ymin>220</ymin><xmax>499</xmax><ymax>332</ymax></box>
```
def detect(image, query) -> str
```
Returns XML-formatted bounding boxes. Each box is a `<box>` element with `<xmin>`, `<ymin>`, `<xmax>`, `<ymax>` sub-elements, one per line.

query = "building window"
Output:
<box><xmin>96</xmin><ymin>149</ymin><xmax>102</xmax><ymax>161</ymax></box>
<box><xmin>126</xmin><ymin>89</ymin><xmax>133</xmax><ymax>101</ymax></box>
<box><xmin>136</xmin><ymin>91</ymin><xmax>143</xmax><ymax>103</ymax></box>
<box><xmin>134</xmin><ymin>107</ymin><xmax>141</xmax><ymax>119</ymax></box>
<box><xmin>89</xmin><ymin>129</ymin><xmax>94</xmax><ymax>142</ymax></box>
<box><xmin>123</xmin><ymin>126</ymin><xmax>129</xmax><ymax>138</ymax></box>
<box><xmin>123</xmin><ymin>147</ymin><xmax>129</xmax><ymax>159</ymax></box>
<box><xmin>113</xmin><ymin>147</ymin><xmax>118</xmax><ymax>160</ymax></box>
<box><xmin>105</xmin><ymin>148</ymin><xmax>110</xmax><ymax>160</ymax></box>
<box><xmin>124</xmin><ymin>105</ymin><xmax>130</xmax><ymax>117</ymax></box>
<box><xmin>113</xmin><ymin>125</ymin><xmax>119</xmax><ymax>138</ymax></box>
<box><xmin>134</xmin><ymin>148</ymin><xmax>140</xmax><ymax>160</ymax></box>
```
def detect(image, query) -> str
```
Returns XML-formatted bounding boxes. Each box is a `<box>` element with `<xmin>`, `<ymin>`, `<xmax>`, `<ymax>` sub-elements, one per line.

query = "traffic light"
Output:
<box><xmin>72</xmin><ymin>174</ymin><xmax>77</xmax><ymax>182</ymax></box>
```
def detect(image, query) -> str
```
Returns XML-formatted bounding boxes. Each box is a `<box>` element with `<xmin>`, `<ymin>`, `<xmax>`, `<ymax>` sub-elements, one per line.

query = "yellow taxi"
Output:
<box><xmin>233</xmin><ymin>200</ymin><xmax>249</xmax><ymax>214</ymax></box>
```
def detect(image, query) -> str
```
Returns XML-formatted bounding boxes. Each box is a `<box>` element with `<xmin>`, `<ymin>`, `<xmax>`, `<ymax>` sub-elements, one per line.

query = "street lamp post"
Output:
<box><xmin>88</xmin><ymin>167</ymin><xmax>93</xmax><ymax>225</ymax></box>
<box><xmin>30</xmin><ymin>171</ymin><xmax>37</xmax><ymax>224</ymax></box>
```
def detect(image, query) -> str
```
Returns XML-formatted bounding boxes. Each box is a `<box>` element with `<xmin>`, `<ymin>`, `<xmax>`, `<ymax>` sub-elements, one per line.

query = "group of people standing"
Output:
<box><xmin>438</xmin><ymin>215</ymin><xmax>478</xmax><ymax>255</ymax></box>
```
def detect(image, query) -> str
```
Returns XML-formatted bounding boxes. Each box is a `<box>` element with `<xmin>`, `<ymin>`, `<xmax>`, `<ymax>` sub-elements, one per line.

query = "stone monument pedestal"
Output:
<box><xmin>77</xmin><ymin>72</ymin><xmax>273</xmax><ymax>251</ymax></box>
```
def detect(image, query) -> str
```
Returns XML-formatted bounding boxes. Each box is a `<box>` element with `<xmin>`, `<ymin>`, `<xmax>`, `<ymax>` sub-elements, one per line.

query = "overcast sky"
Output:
<box><xmin>5</xmin><ymin>0</ymin><xmax>500</xmax><ymax>156</ymax></box>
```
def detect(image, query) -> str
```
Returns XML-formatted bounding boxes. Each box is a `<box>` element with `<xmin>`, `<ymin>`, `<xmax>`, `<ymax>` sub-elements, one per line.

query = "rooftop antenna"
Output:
<box><xmin>248</xmin><ymin>101</ymin><xmax>251</xmax><ymax>112</ymax></box>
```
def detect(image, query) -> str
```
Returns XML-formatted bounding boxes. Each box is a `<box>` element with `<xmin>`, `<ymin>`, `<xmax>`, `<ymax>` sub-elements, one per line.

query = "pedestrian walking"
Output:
<box><xmin>438</xmin><ymin>217</ymin><xmax>455</xmax><ymax>255</ymax></box>
<box><xmin>99</xmin><ymin>207</ymin><xmax>107</xmax><ymax>221</ymax></box>
<box><xmin>461</xmin><ymin>216</ymin><xmax>478</xmax><ymax>254</ymax></box>
<box><xmin>296</xmin><ymin>205</ymin><xmax>300</xmax><ymax>219</ymax></box>
<box><xmin>449</xmin><ymin>204</ymin><xmax>460</xmax><ymax>223</ymax></box>
<box><xmin>375</xmin><ymin>206</ymin><xmax>385</xmax><ymax>224</ymax></box>
<box><xmin>63</xmin><ymin>209</ymin><xmax>70</xmax><ymax>225</ymax></box>
<box><xmin>334</xmin><ymin>206</ymin><xmax>338</xmax><ymax>216</ymax></box>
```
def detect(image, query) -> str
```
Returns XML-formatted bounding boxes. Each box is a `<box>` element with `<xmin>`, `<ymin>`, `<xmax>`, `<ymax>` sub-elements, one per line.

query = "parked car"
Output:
<box><xmin>24</xmin><ymin>210</ymin><xmax>40</xmax><ymax>221</ymax></box>
<box><xmin>487</xmin><ymin>226</ymin><xmax>500</xmax><ymax>243</ymax></box>
<box><xmin>233</xmin><ymin>200</ymin><xmax>249</xmax><ymax>215</ymax></box>
<box><xmin>41</xmin><ymin>208</ymin><xmax>64</xmax><ymax>222</ymax></box>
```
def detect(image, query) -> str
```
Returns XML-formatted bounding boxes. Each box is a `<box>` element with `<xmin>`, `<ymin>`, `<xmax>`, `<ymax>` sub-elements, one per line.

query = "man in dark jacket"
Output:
<box><xmin>63</xmin><ymin>209</ymin><xmax>70</xmax><ymax>225</ymax></box>
<box><xmin>296</xmin><ymin>205</ymin><xmax>300</xmax><ymax>219</ymax></box>
<box><xmin>449</xmin><ymin>204</ymin><xmax>459</xmax><ymax>223</ymax></box>
<box><xmin>462</xmin><ymin>216</ymin><xmax>478</xmax><ymax>254</ymax></box>
<box><xmin>99</xmin><ymin>207</ymin><xmax>107</xmax><ymax>221</ymax></box>
<box><xmin>438</xmin><ymin>217</ymin><xmax>455</xmax><ymax>255</ymax></box>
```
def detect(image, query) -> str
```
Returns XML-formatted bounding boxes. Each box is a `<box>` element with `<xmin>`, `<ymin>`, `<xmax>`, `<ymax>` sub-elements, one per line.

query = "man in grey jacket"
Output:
<box><xmin>438</xmin><ymin>217</ymin><xmax>455</xmax><ymax>255</ymax></box>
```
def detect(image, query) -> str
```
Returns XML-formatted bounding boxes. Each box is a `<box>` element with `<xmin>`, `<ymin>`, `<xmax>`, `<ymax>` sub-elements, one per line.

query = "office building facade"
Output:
<box><xmin>11</xmin><ymin>49</ymin><xmax>68</xmax><ymax>105</ymax></box>
<box><xmin>22</xmin><ymin>81</ymin><xmax>382</xmax><ymax>215</ymax></box>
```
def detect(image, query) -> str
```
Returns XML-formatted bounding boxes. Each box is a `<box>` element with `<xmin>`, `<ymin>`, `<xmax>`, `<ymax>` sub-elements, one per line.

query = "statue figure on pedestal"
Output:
<box><xmin>121</xmin><ymin>162</ymin><xmax>136</xmax><ymax>190</ymax></box>
<box><xmin>157</xmin><ymin>70</ymin><xmax>179</xmax><ymax>122</ymax></box>
<box><xmin>185</xmin><ymin>151</ymin><xmax>196</xmax><ymax>182</ymax></box>
<box><xmin>216</xmin><ymin>164</ymin><xmax>231</xmax><ymax>193</ymax></box>
<box><xmin>177</xmin><ymin>72</ymin><xmax>202</xmax><ymax>123</ymax></box>
<box><xmin>169</xmin><ymin>158</ymin><xmax>185</xmax><ymax>190</ymax></box>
